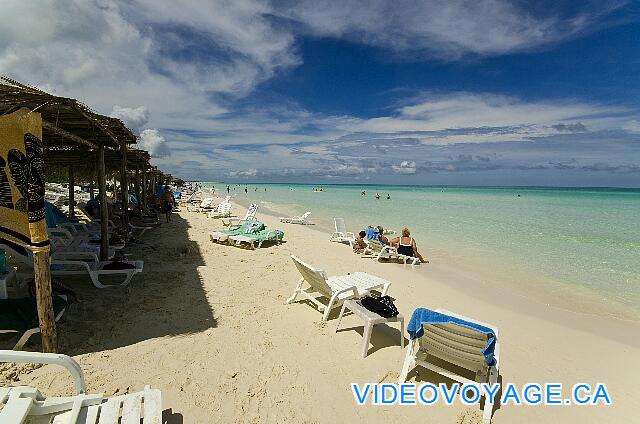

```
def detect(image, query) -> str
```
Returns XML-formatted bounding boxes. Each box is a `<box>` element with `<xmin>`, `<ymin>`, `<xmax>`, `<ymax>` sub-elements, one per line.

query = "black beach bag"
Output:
<box><xmin>361</xmin><ymin>295</ymin><xmax>399</xmax><ymax>318</ymax></box>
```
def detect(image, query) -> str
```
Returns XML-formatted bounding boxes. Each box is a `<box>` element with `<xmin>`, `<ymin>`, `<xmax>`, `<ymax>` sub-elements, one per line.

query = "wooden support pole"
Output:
<box><xmin>68</xmin><ymin>166</ymin><xmax>75</xmax><ymax>217</ymax></box>
<box><xmin>141</xmin><ymin>165</ymin><xmax>147</xmax><ymax>208</ymax></box>
<box><xmin>33</xmin><ymin>250</ymin><xmax>57</xmax><ymax>352</ymax></box>
<box><xmin>120</xmin><ymin>146</ymin><xmax>129</xmax><ymax>230</ymax></box>
<box><xmin>134</xmin><ymin>166</ymin><xmax>141</xmax><ymax>210</ymax></box>
<box><xmin>98</xmin><ymin>146</ymin><xmax>109</xmax><ymax>261</ymax></box>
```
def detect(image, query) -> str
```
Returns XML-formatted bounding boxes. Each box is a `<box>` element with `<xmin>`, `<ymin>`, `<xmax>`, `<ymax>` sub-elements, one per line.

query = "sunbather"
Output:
<box><xmin>353</xmin><ymin>230</ymin><xmax>367</xmax><ymax>253</ymax></box>
<box><xmin>390</xmin><ymin>227</ymin><xmax>427</xmax><ymax>263</ymax></box>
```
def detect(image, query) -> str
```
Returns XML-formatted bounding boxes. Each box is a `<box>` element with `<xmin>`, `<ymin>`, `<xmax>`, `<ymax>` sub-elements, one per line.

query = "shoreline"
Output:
<box><xmin>229</xmin><ymin>193</ymin><xmax>640</xmax><ymax>328</ymax></box>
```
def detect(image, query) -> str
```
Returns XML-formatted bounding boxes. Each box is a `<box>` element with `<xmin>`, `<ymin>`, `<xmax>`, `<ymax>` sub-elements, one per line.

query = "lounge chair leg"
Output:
<box><xmin>322</xmin><ymin>295</ymin><xmax>339</xmax><ymax>322</ymax></box>
<box><xmin>285</xmin><ymin>278</ymin><xmax>304</xmax><ymax>304</ymax></box>
<box><xmin>14</xmin><ymin>328</ymin><xmax>40</xmax><ymax>350</ymax></box>
<box><xmin>335</xmin><ymin>302</ymin><xmax>348</xmax><ymax>333</ymax></box>
<box><xmin>362</xmin><ymin>323</ymin><xmax>373</xmax><ymax>358</ymax></box>
<box><xmin>398</xmin><ymin>339</ymin><xmax>416</xmax><ymax>383</ymax></box>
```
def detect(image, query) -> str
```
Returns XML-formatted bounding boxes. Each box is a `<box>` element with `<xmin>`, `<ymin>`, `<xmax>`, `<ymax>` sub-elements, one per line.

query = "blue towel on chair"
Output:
<box><xmin>407</xmin><ymin>308</ymin><xmax>497</xmax><ymax>366</ymax></box>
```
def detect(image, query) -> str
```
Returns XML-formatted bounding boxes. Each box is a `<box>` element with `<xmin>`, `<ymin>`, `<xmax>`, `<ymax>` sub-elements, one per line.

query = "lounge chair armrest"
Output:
<box><xmin>52</xmin><ymin>251</ymin><xmax>99</xmax><ymax>262</ymax></box>
<box><xmin>0</xmin><ymin>350</ymin><xmax>86</xmax><ymax>394</ymax></box>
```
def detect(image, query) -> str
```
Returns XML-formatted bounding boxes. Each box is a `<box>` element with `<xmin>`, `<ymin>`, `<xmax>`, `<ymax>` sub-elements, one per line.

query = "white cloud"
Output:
<box><xmin>392</xmin><ymin>161</ymin><xmax>417</xmax><ymax>174</ymax></box>
<box><xmin>276</xmin><ymin>0</ymin><xmax>625</xmax><ymax>58</ymax></box>
<box><xmin>228</xmin><ymin>168</ymin><xmax>258</xmax><ymax>178</ymax></box>
<box><xmin>110</xmin><ymin>105</ymin><xmax>149</xmax><ymax>134</ymax></box>
<box><xmin>139</xmin><ymin>129</ymin><xmax>170</xmax><ymax>157</ymax></box>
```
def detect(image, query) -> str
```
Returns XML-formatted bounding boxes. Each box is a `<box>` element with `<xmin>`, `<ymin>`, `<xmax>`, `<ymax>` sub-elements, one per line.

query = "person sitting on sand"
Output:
<box><xmin>391</xmin><ymin>227</ymin><xmax>427</xmax><ymax>263</ymax></box>
<box><xmin>353</xmin><ymin>230</ymin><xmax>368</xmax><ymax>253</ymax></box>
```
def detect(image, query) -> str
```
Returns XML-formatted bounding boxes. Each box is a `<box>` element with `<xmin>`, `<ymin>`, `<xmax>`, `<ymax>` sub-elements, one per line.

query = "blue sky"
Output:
<box><xmin>1</xmin><ymin>0</ymin><xmax>639</xmax><ymax>186</ymax></box>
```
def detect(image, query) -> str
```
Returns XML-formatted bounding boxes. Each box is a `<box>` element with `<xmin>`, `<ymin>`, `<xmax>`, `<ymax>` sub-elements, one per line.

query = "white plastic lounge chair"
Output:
<box><xmin>365</xmin><ymin>239</ymin><xmax>420</xmax><ymax>266</ymax></box>
<box><xmin>187</xmin><ymin>197</ymin><xmax>213</xmax><ymax>212</ymax></box>
<box><xmin>207</xmin><ymin>202</ymin><xmax>232</xmax><ymax>219</ymax></box>
<box><xmin>0</xmin><ymin>350</ymin><xmax>162</xmax><ymax>423</ymax></box>
<box><xmin>47</xmin><ymin>228</ymin><xmax>117</xmax><ymax>259</ymax></box>
<box><xmin>51</xmin><ymin>252</ymin><xmax>144</xmax><ymax>289</ymax></box>
<box><xmin>222</xmin><ymin>203</ymin><xmax>258</xmax><ymax>227</ymax></box>
<box><xmin>0</xmin><ymin>295</ymin><xmax>69</xmax><ymax>350</ymax></box>
<box><xmin>286</xmin><ymin>255</ymin><xmax>391</xmax><ymax>322</ymax></box>
<box><xmin>398</xmin><ymin>308</ymin><xmax>500</xmax><ymax>424</ymax></box>
<box><xmin>279</xmin><ymin>211</ymin><xmax>311</xmax><ymax>224</ymax></box>
<box><xmin>329</xmin><ymin>218</ymin><xmax>356</xmax><ymax>246</ymax></box>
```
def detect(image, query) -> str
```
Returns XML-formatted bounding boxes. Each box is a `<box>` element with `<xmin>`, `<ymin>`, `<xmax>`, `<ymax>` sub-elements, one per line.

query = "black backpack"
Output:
<box><xmin>360</xmin><ymin>295</ymin><xmax>399</xmax><ymax>318</ymax></box>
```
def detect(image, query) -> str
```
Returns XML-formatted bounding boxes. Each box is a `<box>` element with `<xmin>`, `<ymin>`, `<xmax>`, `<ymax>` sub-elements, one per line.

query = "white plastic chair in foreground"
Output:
<box><xmin>287</xmin><ymin>255</ymin><xmax>391</xmax><ymax>322</ymax></box>
<box><xmin>329</xmin><ymin>218</ymin><xmax>356</xmax><ymax>246</ymax></box>
<box><xmin>0</xmin><ymin>350</ymin><xmax>162</xmax><ymax>423</ymax></box>
<box><xmin>221</xmin><ymin>203</ymin><xmax>258</xmax><ymax>227</ymax></box>
<box><xmin>398</xmin><ymin>309</ymin><xmax>500</xmax><ymax>424</ymax></box>
<box><xmin>279</xmin><ymin>211</ymin><xmax>311</xmax><ymax>224</ymax></box>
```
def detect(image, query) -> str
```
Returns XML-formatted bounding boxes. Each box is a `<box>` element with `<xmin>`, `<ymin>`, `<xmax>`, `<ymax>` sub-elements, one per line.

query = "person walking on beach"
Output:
<box><xmin>390</xmin><ymin>227</ymin><xmax>427</xmax><ymax>263</ymax></box>
<box><xmin>161</xmin><ymin>186</ymin><xmax>175</xmax><ymax>223</ymax></box>
<box><xmin>227</xmin><ymin>185</ymin><xmax>230</xmax><ymax>194</ymax></box>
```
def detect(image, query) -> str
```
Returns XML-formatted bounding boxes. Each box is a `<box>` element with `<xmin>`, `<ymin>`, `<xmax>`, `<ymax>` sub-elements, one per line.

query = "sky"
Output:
<box><xmin>1</xmin><ymin>0</ymin><xmax>639</xmax><ymax>186</ymax></box>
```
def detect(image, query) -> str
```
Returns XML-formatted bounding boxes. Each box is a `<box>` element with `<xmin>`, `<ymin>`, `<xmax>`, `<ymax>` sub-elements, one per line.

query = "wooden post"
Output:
<box><xmin>33</xmin><ymin>250</ymin><xmax>57</xmax><ymax>352</ymax></box>
<box><xmin>134</xmin><ymin>166</ymin><xmax>141</xmax><ymax>210</ymax></box>
<box><xmin>89</xmin><ymin>170</ymin><xmax>95</xmax><ymax>200</ymax></box>
<box><xmin>141</xmin><ymin>165</ymin><xmax>147</xmax><ymax>208</ymax></box>
<box><xmin>97</xmin><ymin>146</ymin><xmax>109</xmax><ymax>261</ymax></box>
<box><xmin>120</xmin><ymin>145</ymin><xmax>129</xmax><ymax>230</ymax></box>
<box><xmin>68</xmin><ymin>166</ymin><xmax>75</xmax><ymax>217</ymax></box>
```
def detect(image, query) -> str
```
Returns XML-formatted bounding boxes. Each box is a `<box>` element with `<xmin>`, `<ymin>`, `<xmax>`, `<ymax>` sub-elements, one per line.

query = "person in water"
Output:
<box><xmin>353</xmin><ymin>230</ymin><xmax>368</xmax><ymax>253</ymax></box>
<box><xmin>387</xmin><ymin>193</ymin><xmax>391</xmax><ymax>200</ymax></box>
<box><xmin>375</xmin><ymin>192</ymin><xmax>380</xmax><ymax>199</ymax></box>
<box><xmin>391</xmin><ymin>227</ymin><xmax>427</xmax><ymax>263</ymax></box>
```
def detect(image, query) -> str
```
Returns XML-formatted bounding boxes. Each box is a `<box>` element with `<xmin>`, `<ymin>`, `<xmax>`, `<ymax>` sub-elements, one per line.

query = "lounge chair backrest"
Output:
<box><xmin>218</xmin><ymin>202</ymin><xmax>232</xmax><ymax>215</ymax></box>
<box><xmin>291</xmin><ymin>255</ymin><xmax>331</xmax><ymax>295</ymax></box>
<box><xmin>418</xmin><ymin>322</ymin><xmax>491</xmax><ymax>375</ymax></box>
<box><xmin>201</xmin><ymin>197</ymin><xmax>213</xmax><ymax>207</ymax></box>
<box><xmin>334</xmin><ymin>218</ymin><xmax>346</xmax><ymax>233</ymax></box>
<box><xmin>301</xmin><ymin>212</ymin><xmax>311</xmax><ymax>219</ymax></box>
<box><xmin>243</xmin><ymin>203</ymin><xmax>258</xmax><ymax>220</ymax></box>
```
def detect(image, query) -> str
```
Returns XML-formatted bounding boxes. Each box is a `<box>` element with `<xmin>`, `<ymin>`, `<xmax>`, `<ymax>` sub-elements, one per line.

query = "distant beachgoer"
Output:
<box><xmin>375</xmin><ymin>193</ymin><xmax>380</xmax><ymax>200</ymax></box>
<box><xmin>353</xmin><ymin>230</ymin><xmax>367</xmax><ymax>253</ymax></box>
<box><xmin>264</xmin><ymin>188</ymin><xmax>267</xmax><ymax>192</ymax></box>
<box><xmin>227</xmin><ymin>185</ymin><xmax>230</xmax><ymax>193</ymax></box>
<box><xmin>387</xmin><ymin>193</ymin><xmax>390</xmax><ymax>200</ymax></box>
<box><xmin>244</xmin><ymin>187</ymin><xmax>248</xmax><ymax>194</ymax></box>
<box><xmin>361</xmin><ymin>191</ymin><xmax>366</xmax><ymax>196</ymax></box>
<box><xmin>255</xmin><ymin>187</ymin><xmax>257</xmax><ymax>192</ymax></box>
<box><xmin>391</xmin><ymin>227</ymin><xmax>427</xmax><ymax>263</ymax></box>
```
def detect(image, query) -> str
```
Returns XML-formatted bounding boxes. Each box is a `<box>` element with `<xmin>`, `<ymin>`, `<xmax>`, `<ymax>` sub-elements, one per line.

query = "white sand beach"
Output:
<box><xmin>2</xmin><ymin>198</ymin><xmax>639</xmax><ymax>423</ymax></box>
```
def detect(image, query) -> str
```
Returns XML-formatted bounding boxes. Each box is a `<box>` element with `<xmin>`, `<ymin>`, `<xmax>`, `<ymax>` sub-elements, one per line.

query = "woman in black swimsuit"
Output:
<box><xmin>391</xmin><ymin>227</ymin><xmax>427</xmax><ymax>263</ymax></box>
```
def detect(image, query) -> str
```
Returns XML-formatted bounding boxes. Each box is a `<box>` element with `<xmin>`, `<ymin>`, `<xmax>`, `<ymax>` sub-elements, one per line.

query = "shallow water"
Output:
<box><xmin>206</xmin><ymin>184</ymin><xmax>640</xmax><ymax>318</ymax></box>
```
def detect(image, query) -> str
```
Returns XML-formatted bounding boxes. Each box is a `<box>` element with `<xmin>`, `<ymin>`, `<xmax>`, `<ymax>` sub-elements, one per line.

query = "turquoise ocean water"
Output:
<box><xmin>204</xmin><ymin>184</ymin><xmax>640</xmax><ymax>318</ymax></box>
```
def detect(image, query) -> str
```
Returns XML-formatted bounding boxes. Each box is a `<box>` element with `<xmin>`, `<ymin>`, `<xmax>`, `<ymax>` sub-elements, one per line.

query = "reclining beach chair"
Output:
<box><xmin>329</xmin><ymin>218</ymin><xmax>356</xmax><ymax>246</ymax></box>
<box><xmin>0</xmin><ymin>296</ymin><xmax>69</xmax><ymax>350</ymax></box>
<box><xmin>279</xmin><ymin>211</ymin><xmax>311</xmax><ymax>224</ymax></box>
<box><xmin>51</xmin><ymin>252</ymin><xmax>144</xmax><ymax>289</ymax></box>
<box><xmin>399</xmin><ymin>308</ymin><xmax>500</xmax><ymax>424</ymax></box>
<box><xmin>187</xmin><ymin>197</ymin><xmax>213</xmax><ymax>212</ymax></box>
<box><xmin>365</xmin><ymin>239</ymin><xmax>420</xmax><ymax>266</ymax></box>
<box><xmin>1</xmin><ymin>245</ymin><xmax>143</xmax><ymax>290</ymax></box>
<box><xmin>0</xmin><ymin>350</ymin><xmax>162</xmax><ymax>423</ymax></box>
<box><xmin>287</xmin><ymin>255</ymin><xmax>391</xmax><ymax>322</ymax></box>
<box><xmin>221</xmin><ymin>203</ymin><xmax>258</xmax><ymax>227</ymax></box>
<box><xmin>207</xmin><ymin>202</ymin><xmax>232</xmax><ymax>219</ymax></box>
<box><xmin>210</xmin><ymin>221</ymin><xmax>265</xmax><ymax>243</ymax></box>
<box><xmin>228</xmin><ymin>229</ymin><xmax>284</xmax><ymax>249</ymax></box>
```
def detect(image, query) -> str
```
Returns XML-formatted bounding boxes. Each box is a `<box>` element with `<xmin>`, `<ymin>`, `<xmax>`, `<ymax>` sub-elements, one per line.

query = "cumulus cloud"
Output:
<box><xmin>139</xmin><ymin>129</ymin><xmax>170</xmax><ymax>157</ymax></box>
<box><xmin>229</xmin><ymin>169</ymin><xmax>258</xmax><ymax>178</ymax></box>
<box><xmin>392</xmin><ymin>161</ymin><xmax>417</xmax><ymax>174</ymax></box>
<box><xmin>110</xmin><ymin>105</ymin><xmax>149</xmax><ymax>134</ymax></box>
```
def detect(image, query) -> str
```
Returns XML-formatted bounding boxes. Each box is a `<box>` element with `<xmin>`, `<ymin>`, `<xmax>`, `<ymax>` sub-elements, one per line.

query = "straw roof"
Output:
<box><xmin>0</xmin><ymin>75</ymin><xmax>136</xmax><ymax>150</ymax></box>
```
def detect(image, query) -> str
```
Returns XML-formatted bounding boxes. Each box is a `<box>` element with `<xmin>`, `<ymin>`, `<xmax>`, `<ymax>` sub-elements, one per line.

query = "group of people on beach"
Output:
<box><xmin>352</xmin><ymin>225</ymin><xmax>427</xmax><ymax>263</ymax></box>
